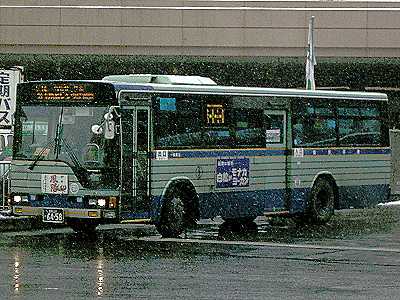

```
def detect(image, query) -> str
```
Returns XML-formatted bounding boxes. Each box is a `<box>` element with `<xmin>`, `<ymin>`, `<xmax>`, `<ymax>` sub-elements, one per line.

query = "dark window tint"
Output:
<box><xmin>292</xmin><ymin>100</ymin><xmax>337</xmax><ymax>147</ymax></box>
<box><xmin>292</xmin><ymin>99</ymin><xmax>388</xmax><ymax>147</ymax></box>
<box><xmin>155</xmin><ymin>96</ymin><xmax>203</xmax><ymax>148</ymax></box>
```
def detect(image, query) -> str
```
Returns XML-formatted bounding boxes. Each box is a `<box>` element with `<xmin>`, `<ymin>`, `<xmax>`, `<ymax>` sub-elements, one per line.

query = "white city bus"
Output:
<box><xmin>10</xmin><ymin>75</ymin><xmax>391</xmax><ymax>236</ymax></box>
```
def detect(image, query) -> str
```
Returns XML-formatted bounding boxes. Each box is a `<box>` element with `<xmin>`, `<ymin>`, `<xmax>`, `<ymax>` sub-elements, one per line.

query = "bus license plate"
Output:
<box><xmin>43</xmin><ymin>208</ymin><xmax>64</xmax><ymax>223</ymax></box>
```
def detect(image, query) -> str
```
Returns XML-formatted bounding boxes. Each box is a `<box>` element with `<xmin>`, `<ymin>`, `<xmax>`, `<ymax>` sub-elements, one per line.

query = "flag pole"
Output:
<box><xmin>306</xmin><ymin>16</ymin><xmax>316</xmax><ymax>90</ymax></box>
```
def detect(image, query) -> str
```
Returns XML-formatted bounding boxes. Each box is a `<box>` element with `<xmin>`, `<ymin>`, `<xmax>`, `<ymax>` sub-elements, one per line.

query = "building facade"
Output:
<box><xmin>0</xmin><ymin>1</ymin><xmax>400</xmax><ymax>58</ymax></box>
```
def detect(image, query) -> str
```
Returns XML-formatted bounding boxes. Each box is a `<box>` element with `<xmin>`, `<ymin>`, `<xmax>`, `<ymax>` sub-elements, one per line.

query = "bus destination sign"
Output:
<box><xmin>34</xmin><ymin>83</ymin><xmax>96</xmax><ymax>101</ymax></box>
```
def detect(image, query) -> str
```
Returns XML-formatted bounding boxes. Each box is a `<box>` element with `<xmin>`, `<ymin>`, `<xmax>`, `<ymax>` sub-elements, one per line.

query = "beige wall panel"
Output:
<box><xmin>183</xmin><ymin>28</ymin><xmax>243</xmax><ymax>46</ymax></box>
<box><xmin>368</xmin><ymin>48</ymin><xmax>400</xmax><ymax>58</ymax></box>
<box><xmin>367</xmin><ymin>11</ymin><xmax>400</xmax><ymax>29</ymax></box>
<box><xmin>60</xmin><ymin>27</ymin><xmax>122</xmax><ymax>45</ymax></box>
<box><xmin>305</xmin><ymin>10</ymin><xmax>367</xmax><ymax>29</ymax></box>
<box><xmin>1</xmin><ymin>2</ymin><xmax>400</xmax><ymax>57</ymax></box>
<box><xmin>245</xmin><ymin>1</ymin><xmax>308</xmax><ymax>8</ymax></box>
<box><xmin>316</xmin><ymin>29</ymin><xmax>367</xmax><ymax>48</ymax></box>
<box><xmin>60</xmin><ymin>8</ymin><xmax>122</xmax><ymax>26</ymax></box>
<box><xmin>1</xmin><ymin>26</ymin><xmax>60</xmax><ymax>44</ymax></box>
<box><xmin>244</xmin><ymin>28</ymin><xmax>305</xmax><ymax>47</ymax></box>
<box><xmin>368</xmin><ymin>30</ymin><xmax>400</xmax><ymax>48</ymax></box>
<box><xmin>122</xmin><ymin>8</ymin><xmax>183</xmax><ymax>26</ymax></box>
<box><xmin>0</xmin><ymin>0</ymin><xmax>60</xmax><ymax>5</ymax></box>
<box><xmin>305</xmin><ymin>2</ymin><xmax>372</xmax><ymax>8</ymax></box>
<box><xmin>315</xmin><ymin>47</ymin><xmax>369</xmax><ymax>57</ymax></box>
<box><xmin>60</xmin><ymin>0</ymin><xmax>123</xmax><ymax>6</ymax></box>
<box><xmin>0</xmin><ymin>7</ymin><xmax>61</xmax><ymax>26</ymax></box>
<box><xmin>129</xmin><ymin>28</ymin><xmax>182</xmax><ymax>46</ymax></box>
<box><xmin>121</xmin><ymin>0</ymin><xmax>185</xmax><ymax>6</ymax></box>
<box><xmin>244</xmin><ymin>10</ymin><xmax>306</xmax><ymax>28</ymax></box>
<box><xmin>182</xmin><ymin>9</ymin><xmax>245</xmax><ymax>27</ymax></box>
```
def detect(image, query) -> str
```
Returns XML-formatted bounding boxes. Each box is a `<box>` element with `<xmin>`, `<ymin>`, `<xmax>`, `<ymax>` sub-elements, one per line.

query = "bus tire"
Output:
<box><xmin>307</xmin><ymin>177</ymin><xmax>335</xmax><ymax>224</ymax></box>
<box><xmin>156</xmin><ymin>187</ymin><xmax>187</xmax><ymax>238</ymax></box>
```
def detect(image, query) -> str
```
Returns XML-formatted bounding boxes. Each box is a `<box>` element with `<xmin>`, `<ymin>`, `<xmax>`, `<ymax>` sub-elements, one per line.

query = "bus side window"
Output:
<box><xmin>154</xmin><ymin>96</ymin><xmax>203</xmax><ymax>148</ymax></box>
<box><xmin>233</xmin><ymin>108</ymin><xmax>264</xmax><ymax>148</ymax></box>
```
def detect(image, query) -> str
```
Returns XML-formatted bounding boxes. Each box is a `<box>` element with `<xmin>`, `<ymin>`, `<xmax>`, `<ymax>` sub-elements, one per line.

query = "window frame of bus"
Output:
<box><xmin>291</xmin><ymin>98</ymin><xmax>389</xmax><ymax>147</ymax></box>
<box><xmin>152</xmin><ymin>94</ymin><xmax>269</xmax><ymax>150</ymax></box>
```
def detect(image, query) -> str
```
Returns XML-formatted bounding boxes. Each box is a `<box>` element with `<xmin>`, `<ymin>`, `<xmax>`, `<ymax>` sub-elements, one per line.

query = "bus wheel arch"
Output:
<box><xmin>306</xmin><ymin>173</ymin><xmax>338</xmax><ymax>224</ymax></box>
<box><xmin>156</xmin><ymin>178</ymin><xmax>200</xmax><ymax>237</ymax></box>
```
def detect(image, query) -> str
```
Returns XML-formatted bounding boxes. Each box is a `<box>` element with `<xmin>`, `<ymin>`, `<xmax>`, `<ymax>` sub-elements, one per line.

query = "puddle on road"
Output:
<box><xmin>1</xmin><ymin>207</ymin><xmax>400</xmax><ymax>261</ymax></box>
<box><xmin>189</xmin><ymin>207</ymin><xmax>400</xmax><ymax>243</ymax></box>
<box><xmin>1</xmin><ymin>207</ymin><xmax>400</xmax><ymax>298</ymax></box>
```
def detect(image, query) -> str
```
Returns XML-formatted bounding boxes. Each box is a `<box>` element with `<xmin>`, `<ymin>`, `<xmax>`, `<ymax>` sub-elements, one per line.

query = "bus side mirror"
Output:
<box><xmin>91</xmin><ymin>124</ymin><xmax>103</xmax><ymax>135</ymax></box>
<box><xmin>104</xmin><ymin>112</ymin><xmax>115</xmax><ymax>140</ymax></box>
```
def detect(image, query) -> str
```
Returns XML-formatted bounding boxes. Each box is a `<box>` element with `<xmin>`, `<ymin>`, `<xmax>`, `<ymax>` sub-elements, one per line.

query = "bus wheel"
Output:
<box><xmin>307</xmin><ymin>178</ymin><xmax>335</xmax><ymax>224</ymax></box>
<box><xmin>156</xmin><ymin>188</ymin><xmax>186</xmax><ymax>238</ymax></box>
<box><xmin>68</xmin><ymin>220</ymin><xmax>98</xmax><ymax>235</ymax></box>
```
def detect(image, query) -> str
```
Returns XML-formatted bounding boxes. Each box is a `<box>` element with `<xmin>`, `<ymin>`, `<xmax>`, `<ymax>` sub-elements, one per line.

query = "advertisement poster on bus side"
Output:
<box><xmin>216</xmin><ymin>158</ymin><xmax>250</xmax><ymax>188</ymax></box>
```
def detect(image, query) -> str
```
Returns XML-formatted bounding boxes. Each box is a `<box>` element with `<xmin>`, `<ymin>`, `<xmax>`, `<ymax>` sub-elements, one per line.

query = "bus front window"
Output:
<box><xmin>14</xmin><ymin>105</ymin><xmax>119</xmax><ymax>187</ymax></box>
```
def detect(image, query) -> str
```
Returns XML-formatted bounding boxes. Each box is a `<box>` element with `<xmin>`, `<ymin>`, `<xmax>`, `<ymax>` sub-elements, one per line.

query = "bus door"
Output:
<box><xmin>120</xmin><ymin>104</ymin><xmax>151</xmax><ymax>218</ymax></box>
<box><xmin>264</xmin><ymin>110</ymin><xmax>289</xmax><ymax>210</ymax></box>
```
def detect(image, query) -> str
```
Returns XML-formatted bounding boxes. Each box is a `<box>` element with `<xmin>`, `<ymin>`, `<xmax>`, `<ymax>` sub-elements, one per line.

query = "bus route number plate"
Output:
<box><xmin>43</xmin><ymin>208</ymin><xmax>64</xmax><ymax>223</ymax></box>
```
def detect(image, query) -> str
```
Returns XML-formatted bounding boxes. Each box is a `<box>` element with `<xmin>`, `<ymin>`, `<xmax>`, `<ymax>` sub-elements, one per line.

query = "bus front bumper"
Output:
<box><xmin>12</xmin><ymin>206</ymin><xmax>117</xmax><ymax>221</ymax></box>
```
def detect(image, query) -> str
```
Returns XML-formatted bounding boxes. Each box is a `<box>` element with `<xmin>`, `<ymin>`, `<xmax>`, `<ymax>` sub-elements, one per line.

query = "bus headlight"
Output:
<box><xmin>97</xmin><ymin>198</ymin><xmax>106</xmax><ymax>207</ymax></box>
<box><xmin>13</xmin><ymin>195</ymin><xmax>22</xmax><ymax>203</ymax></box>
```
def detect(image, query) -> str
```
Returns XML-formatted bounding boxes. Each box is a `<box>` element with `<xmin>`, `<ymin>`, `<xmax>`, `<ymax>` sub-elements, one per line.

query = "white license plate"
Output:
<box><xmin>43</xmin><ymin>208</ymin><xmax>64</xmax><ymax>223</ymax></box>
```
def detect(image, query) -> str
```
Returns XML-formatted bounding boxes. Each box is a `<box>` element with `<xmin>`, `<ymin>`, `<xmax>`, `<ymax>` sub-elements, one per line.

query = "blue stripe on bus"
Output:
<box><xmin>120</xmin><ymin>183</ymin><xmax>390</xmax><ymax>222</ymax></box>
<box><xmin>151</xmin><ymin>147</ymin><xmax>390</xmax><ymax>159</ymax></box>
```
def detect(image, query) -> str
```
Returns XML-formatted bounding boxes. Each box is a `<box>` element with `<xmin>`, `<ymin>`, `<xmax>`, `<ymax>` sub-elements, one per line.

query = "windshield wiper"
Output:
<box><xmin>28</xmin><ymin>139</ymin><xmax>55</xmax><ymax>171</ymax></box>
<box><xmin>29</xmin><ymin>107</ymin><xmax>64</xmax><ymax>171</ymax></box>
<box><xmin>60</xmin><ymin>136</ymin><xmax>91</xmax><ymax>186</ymax></box>
<box><xmin>54</xmin><ymin>107</ymin><xmax>64</xmax><ymax>160</ymax></box>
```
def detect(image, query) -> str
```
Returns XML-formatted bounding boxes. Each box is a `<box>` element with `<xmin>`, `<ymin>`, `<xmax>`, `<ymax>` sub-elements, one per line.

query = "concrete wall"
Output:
<box><xmin>1</xmin><ymin>1</ymin><xmax>400</xmax><ymax>57</ymax></box>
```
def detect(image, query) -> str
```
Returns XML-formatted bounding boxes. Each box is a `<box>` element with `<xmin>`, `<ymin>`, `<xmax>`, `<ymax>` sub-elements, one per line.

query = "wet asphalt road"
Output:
<box><xmin>1</xmin><ymin>208</ymin><xmax>400</xmax><ymax>299</ymax></box>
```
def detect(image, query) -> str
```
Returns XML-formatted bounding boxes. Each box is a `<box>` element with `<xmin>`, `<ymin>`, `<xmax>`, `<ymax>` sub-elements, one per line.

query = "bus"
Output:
<box><xmin>9</xmin><ymin>75</ymin><xmax>391</xmax><ymax>236</ymax></box>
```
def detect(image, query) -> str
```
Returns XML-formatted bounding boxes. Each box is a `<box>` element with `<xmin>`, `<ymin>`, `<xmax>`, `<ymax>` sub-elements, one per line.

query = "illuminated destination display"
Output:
<box><xmin>207</xmin><ymin>103</ymin><xmax>225</xmax><ymax>125</ymax></box>
<box><xmin>35</xmin><ymin>83</ymin><xmax>95</xmax><ymax>101</ymax></box>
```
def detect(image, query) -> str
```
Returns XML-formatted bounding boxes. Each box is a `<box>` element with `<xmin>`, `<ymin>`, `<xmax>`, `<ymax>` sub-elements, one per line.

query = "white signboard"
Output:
<box><xmin>265</xmin><ymin>129</ymin><xmax>281</xmax><ymax>143</ymax></box>
<box><xmin>41</xmin><ymin>174</ymin><xmax>69</xmax><ymax>194</ymax></box>
<box><xmin>0</xmin><ymin>68</ymin><xmax>23</xmax><ymax>127</ymax></box>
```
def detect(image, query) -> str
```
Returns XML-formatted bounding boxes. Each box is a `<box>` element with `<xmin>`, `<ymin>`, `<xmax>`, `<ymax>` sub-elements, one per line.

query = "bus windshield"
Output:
<box><xmin>14</xmin><ymin>105</ymin><xmax>111</xmax><ymax>169</ymax></box>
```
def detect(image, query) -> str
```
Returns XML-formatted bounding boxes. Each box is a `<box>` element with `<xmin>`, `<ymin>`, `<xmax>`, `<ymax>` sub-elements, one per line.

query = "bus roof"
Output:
<box><xmin>19</xmin><ymin>78</ymin><xmax>389</xmax><ymax>102</ymax></box>
<box><xmin>111</xmin><ymin>82</ymin><xmax>388</xmax><ymax>102</ymax></box>
<box><xmin>103</xmin><ymin>73</ymin><xmax>388</xmax><ymax>101</ymax></box>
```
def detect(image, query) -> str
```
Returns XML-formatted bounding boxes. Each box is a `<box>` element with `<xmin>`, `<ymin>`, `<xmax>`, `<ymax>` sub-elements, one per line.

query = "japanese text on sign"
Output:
<box><xmin>216</xmin><ymin>158</ymin><xmax>250</xmax><ymax>188</ymax></box>
<box><xmin>0</xmin><ymin>69</ymin><xmax>22</xmax><ymax>126</ymax></box>
<box><xmin>35</xmin><ymin>83</ymin><xmax>95</xmax><ymax>101</ymax></box>
<box><xmin>41</xmin><ymin>174</ymin><xmax>69</xmax><ymax>194</ymax></box>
